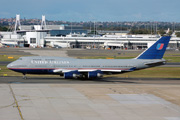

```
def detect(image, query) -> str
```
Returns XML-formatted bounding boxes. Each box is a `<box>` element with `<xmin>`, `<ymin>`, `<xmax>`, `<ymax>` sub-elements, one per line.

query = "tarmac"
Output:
<box><xmin>0</xmin><ymin>80</ymin><xmax>180</xmax><ymax>120</ymax></box>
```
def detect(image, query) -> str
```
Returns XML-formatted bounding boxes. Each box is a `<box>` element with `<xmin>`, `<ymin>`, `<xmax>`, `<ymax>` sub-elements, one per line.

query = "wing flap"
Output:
<box><xmin>53</xmin><ymin>69</ymin><xmax>73</xmax><ymax>73</ymax></box>
<box><xmin>53</xmin><ymin>69</ymin><xmax>63</xmax><ymax>73</ymax></box>
<box><xmin>101</xmin><ymin>69</ymin><xmax>122</xmax><ymax>72</ymax></box>
<box><xmin>53</xmin><ymin>67</ymin><xmax>136</xmax><ymax>73</ymax></box>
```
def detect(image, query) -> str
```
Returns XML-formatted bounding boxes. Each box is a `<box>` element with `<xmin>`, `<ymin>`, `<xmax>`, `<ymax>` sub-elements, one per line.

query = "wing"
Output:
<box><xmin>53</xmin><ymin>67</ymin><xmax>136</xmax><ymax>73</ymax></box>
<box><xmin>53</xmin><ymin>67</ymin><xmax>136</xmax><ymax>78</ymax></box>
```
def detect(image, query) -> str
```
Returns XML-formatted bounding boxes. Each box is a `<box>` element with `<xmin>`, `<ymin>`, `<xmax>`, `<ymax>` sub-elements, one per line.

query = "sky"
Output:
<box><xmin>0</xmin><ymin>0</ymin><xmax>180</xmax><ymax>22</ymax></box>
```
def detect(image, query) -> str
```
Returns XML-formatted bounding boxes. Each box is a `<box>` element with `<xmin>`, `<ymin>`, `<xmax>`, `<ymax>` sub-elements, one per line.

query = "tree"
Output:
<box><xmin>176</xmin><ymin>32</ymin><xmax>180</xmax><ymax>37</ymax></box>
<box><xmin>130</xmin><ymin>28</ymin><xmax>151</xmax><ymax>34</ymax></box>
<box><xmin>158</xmin><ymin>29</ymin><xmax>166</xmax><ymax>36</ymax></box>
<box><xmin>0</xmin><ymin>26</ymin><xmax>8</xmax><ymax>31</ymax></box>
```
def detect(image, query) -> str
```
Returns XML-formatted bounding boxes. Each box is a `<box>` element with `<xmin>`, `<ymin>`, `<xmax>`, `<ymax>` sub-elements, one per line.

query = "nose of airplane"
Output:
<box><xmin>7</xmin><ymin>63</ymin><xmax>13</xmax><ymax>69</ymax></box>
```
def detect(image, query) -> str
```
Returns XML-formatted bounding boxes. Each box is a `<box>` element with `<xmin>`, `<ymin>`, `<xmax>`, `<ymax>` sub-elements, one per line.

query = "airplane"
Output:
<box><xmin>7</xmin><ymin>36</ymin><xmax>171</xmax><ymax>79</ymax></box>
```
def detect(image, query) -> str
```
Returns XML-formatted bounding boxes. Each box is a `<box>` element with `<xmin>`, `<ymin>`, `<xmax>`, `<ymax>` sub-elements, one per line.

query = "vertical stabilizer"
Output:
<box><xmin>136</xmin><ymin>36</ymin><xmax>171</xmax><ymax>59</ymax></box>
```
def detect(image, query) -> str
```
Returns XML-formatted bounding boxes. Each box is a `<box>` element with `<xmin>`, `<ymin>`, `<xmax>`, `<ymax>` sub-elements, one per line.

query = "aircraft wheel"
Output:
<box><xmin>23</xmin><ymin>74</ymin><xmax>27</xmax><ymax>79</ymax></box>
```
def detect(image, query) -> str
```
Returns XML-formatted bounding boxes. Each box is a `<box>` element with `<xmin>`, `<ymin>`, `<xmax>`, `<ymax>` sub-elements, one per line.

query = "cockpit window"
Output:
<box><xmin>18</xmin><ymin>58</ymin><xmax>22</xmax><ymax>60</ymax></box>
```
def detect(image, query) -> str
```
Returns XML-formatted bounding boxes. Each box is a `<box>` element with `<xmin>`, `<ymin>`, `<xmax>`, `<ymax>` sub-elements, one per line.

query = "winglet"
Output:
<box><xmin>136</xmin><ymin>36</ymin><xmax>171</xmax><ymax>59</ymax></box>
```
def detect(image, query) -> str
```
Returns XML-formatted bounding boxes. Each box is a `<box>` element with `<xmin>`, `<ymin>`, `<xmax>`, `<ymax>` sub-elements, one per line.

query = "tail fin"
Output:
<box><xmin>136</xmin><ymin>36</ymin><xmax>171</xmax><ymax>59</ymax></box>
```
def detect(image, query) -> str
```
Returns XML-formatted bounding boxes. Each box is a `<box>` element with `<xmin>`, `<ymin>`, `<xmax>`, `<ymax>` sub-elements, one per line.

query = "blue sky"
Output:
<box><xmin>0</xmin><ymin>0</ymin><xmax>180</xmax><ymax>22</ymax></box>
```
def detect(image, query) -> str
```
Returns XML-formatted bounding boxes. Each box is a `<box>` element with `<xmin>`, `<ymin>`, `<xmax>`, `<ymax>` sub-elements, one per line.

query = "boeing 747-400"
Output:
<box><xmin>7</xmin><ymin>36</ymin><xmax>171</xmax><ymax>79</ymax></box>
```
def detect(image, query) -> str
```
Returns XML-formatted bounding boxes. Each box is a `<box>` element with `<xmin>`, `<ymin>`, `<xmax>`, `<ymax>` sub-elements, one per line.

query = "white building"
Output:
<box><xmin>44</xmin><ymin>35</ymin><xmax>180</xmax><ymax>49</ymax></box>
<box><xmin>25</xmin><ymin>31</ymin><xmax>47</xmax><ymax>47</ymax></box>
<box><xmin>0</xmin><ymin>33</ymin><xmax>24</xmax><ymax>46</ymax></box>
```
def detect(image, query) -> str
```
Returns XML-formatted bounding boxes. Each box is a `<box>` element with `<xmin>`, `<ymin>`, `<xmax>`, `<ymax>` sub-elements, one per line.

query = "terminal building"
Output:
<box><xmin>0</xmin><ymin>14</ymin><xmax>180</xmax><ymax>50</ymax></box>
<box><xmin>44</xmin><ymin>34</ymin><xmax>180</xmax><ymax>49</ymax></box>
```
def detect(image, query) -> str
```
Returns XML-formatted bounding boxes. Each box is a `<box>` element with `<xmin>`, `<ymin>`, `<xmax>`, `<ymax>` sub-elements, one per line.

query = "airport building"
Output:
<box><xmin>44</xmin><ymin>34</ymin><xmax>180</xmax><ymax>49</ymax></box>
<box><xmin>0</xmin><ymin>15</ymin><xmax>87</xmax><ymax>48</ymax></box>
<box><xmin>0</xmin><ymin>14</ymin><xmax>180</xmax><ymax>49</ymax></box>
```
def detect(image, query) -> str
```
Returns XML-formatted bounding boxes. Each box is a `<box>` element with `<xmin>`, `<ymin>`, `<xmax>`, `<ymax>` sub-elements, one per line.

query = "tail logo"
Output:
<box><xmin>157</xmin><ymin>43</ymin><xmax>164</xmax><ymax>50</ymax></box>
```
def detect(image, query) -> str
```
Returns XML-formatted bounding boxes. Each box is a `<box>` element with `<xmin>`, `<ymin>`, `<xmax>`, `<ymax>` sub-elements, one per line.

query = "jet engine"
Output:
<box><xmin>64</xmin><ymin>71</ymin><xmax>81</xmax><ymax>79</ymax></box>
<box><xmin>88</xmin><ymin>70</ymin><xmax>103</xmax><ymax>79</ymax></box>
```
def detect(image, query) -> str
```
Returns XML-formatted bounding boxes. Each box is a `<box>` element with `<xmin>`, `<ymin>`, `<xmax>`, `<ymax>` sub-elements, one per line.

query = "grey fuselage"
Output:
<box><xmin>7</xmin><ymin>56</ymin><xmax>165</xmax><ymax>75</ymax></box>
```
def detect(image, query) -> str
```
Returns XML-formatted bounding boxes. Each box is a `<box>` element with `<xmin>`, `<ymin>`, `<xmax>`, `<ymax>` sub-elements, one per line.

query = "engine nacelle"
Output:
<box><xmin>88</xmin><ymin>70</ymin><xmax>103</xmax><ymax>79</ymax></box>
<box><xmin>64</xmin><ymin>71</ymin><xmax>81</xmax><ymax>79</ymax></box>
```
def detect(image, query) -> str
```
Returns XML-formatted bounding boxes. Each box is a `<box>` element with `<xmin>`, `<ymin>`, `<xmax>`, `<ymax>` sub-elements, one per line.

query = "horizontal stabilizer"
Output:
<box><xmin>144</xmin><ymin>61</ymin><xmax>165</xmax><ymax>66</ymax></box>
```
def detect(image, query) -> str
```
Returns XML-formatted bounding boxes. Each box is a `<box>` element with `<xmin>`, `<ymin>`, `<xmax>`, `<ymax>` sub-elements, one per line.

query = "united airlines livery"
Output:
<box><xmin>7</xmin><ymin>36</ymin><xmax>171</xmax><ymax>79</ymax></box>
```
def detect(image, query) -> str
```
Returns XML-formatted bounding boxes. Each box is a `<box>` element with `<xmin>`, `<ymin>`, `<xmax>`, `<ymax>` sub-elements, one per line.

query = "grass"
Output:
<box><xmin>1</xmin><ymin>65</ymin><xmax>180</xmax><ymax>78</ymax></box>
<box><xmin>0</xmin><ymin>55</ymin><xmax>23</xmax><ymax>61</ymax></box>
<box><xmin>77</xmin><ymin>56</ymin><xmax>180</xmax><ymax>62</ymax></box>
<box><xmin>0</xmin><ymin>65</ymin><xmax>60</xmax><ymax>77</ymax></box>
<box><xmin>164</xmin><ymin>56</ymin><xmax>180</xmax><ymax>63</ymax></box>
<box><xmin>0</xmin><ymin>49</ymin><xmax>180</xmax><ymax>62</ymax></box>
<box><xmin>0</xmin><ymin>65</ymin><xmax>22</xmax><ymax>76</ymax></box>
<box><xmin>2</xmin><ymin>55</ymin><xmax>180</xmax><ymax>63</ymax></box>
<box><xmin>106</xmin><ymin>67</ymin><xmax>180</xmax><ymax>78</ymax></box>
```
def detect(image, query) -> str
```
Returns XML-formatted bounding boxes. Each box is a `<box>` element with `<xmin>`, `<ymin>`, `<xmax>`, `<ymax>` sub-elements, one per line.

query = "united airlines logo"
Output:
<box><xmin>157</xmin><ymin>43</ymin><xmax>164</xmax><ymax>50</ymax></box>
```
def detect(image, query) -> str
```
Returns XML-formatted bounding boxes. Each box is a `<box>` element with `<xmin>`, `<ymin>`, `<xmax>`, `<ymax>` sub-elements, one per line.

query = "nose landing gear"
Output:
<box><xmin>23</xmin><ymin>73</ymin><xmax>27</xmax><ymax>79</ymax></box>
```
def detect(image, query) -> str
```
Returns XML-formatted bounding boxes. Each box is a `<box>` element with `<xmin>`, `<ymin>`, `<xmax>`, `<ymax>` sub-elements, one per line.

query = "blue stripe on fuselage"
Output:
<box><xmin>9</xmin><ymin>68</ymin><xmax>55</xmax><ymax>74</ymax></box>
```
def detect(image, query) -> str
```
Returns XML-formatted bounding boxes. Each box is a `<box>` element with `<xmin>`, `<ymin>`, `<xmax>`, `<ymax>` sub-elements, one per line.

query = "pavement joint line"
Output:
<box><xmin>9</xmin><ymin>84</ymin><xmax>24</xmax><ymax>120</ymax></box>
<box><xmin>152</xmin><ymin>88</ymin><xmax>175</xmax><ymax>100</ymax></box>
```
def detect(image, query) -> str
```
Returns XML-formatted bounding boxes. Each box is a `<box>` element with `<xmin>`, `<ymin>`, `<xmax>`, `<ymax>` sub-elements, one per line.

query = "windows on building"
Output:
<box><xmin>30</xmin><ymin>38</ymin><xmax>36</xmax><ymax>43</ymax></box>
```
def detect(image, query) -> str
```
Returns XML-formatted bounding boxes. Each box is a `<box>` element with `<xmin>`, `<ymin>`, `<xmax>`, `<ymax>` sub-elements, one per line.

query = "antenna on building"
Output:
<box><xmin>14</xmin><ymin>14</ymin><xmax>21</xmax><ymax>32</ymax></box>
<box><xmin>41</xmin><ymin>15</ymin><xmax>47</xmax><ymax>30</ymax></box>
